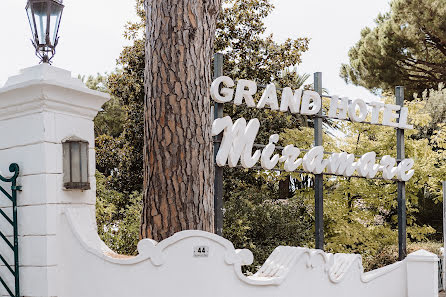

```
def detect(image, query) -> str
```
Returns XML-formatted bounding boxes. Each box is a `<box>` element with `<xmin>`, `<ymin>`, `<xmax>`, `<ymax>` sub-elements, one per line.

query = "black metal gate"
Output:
<box><xmin>0</xmin><ymin>164</ymin><xmax>20</xmax><ymax>297</ymax></box>
<box><xmin>439</xmin><ymin>256</ymin><xmax>444</xmax><ymax>292</ymax></box>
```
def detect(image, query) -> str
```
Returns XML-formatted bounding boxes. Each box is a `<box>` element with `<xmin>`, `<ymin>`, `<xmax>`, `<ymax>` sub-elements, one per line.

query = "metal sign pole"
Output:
<box><xmin>213</xmin><ymin>53</ymin><xmax>224</xmax><ymax>236</ymax></box>
<box><xmin>314</xmin><ymin>72</ymin><xmax>324</xmax><ymax>250</ymax></box>
<box><xmin>396</xmin><ymin>86</ymin><xmax>407</xmax><ymax>260</ymax></box>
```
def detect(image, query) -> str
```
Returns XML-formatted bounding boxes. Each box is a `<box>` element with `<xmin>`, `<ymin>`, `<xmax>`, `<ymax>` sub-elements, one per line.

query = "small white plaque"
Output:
<box><xmin>194</xmin><ymin>246</ymin><xmax>209</xmax><ymax>257</ymax></box>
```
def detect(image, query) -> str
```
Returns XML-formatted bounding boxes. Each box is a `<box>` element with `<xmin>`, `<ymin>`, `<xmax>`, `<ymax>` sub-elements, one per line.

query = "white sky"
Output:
<box><xmin>0</xmin><ymin>0</ymin><xmax>139</xmax><ymax>85</ymax></box>
<box><xmin>1</xmin><ymin>0</ymin><xmax>390</xmax><ymax>101</ymax></box>
<box><xmin>264</xmin><ymin>0</ymin><xmax>391</xmax><ymax>101</ymax></box>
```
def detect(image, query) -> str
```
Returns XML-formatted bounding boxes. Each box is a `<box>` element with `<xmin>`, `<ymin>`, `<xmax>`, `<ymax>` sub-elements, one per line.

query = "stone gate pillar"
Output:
<box><xmin>0</xmin><ymin>64</ymin><xmax>109</xmax><ymax>297</ymax></box>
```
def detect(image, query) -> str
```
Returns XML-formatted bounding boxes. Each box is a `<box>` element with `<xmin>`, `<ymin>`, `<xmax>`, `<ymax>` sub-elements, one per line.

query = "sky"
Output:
<box><xmin>0</xmin><ymin>0</ymin><xmax>390</xmax><ymax>101</ymax></box>
<box><xmin>264</xmin><ymin>0</ymin><xmax>391</xmax><ymax>101</ymax></box>
<box><xmin>0</xmin><ymin>0</ymin><xmax>139</xmax><ymax>85</ymax></box>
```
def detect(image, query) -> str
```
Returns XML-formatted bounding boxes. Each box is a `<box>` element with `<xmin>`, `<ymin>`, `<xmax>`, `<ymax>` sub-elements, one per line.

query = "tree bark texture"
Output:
<box><xmin>142</xmin><ymin>0</ymin><xmax>221</xmax><ymax>241</ymax></box>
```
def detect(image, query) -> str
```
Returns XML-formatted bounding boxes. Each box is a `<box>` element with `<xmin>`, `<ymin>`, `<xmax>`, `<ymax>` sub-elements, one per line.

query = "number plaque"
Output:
<box><xmin>194</xmin><ymin>246</ymin><xmax>209</xmax><ymax>257</ymax></box>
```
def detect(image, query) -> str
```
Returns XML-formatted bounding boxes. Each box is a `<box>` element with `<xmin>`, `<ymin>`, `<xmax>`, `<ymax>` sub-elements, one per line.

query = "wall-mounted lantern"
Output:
<box><xmin>63</xmin><ymin>140</ymin><xmax>90</xmax><ymax>190</ymax></box>
<box><xmin>26</xmin><ymin>0</ymin><xmax>64</xmax><ymax>63</ymax></box>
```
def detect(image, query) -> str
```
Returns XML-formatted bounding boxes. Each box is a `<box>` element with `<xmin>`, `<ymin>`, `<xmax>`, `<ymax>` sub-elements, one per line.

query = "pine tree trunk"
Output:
<box><xmin>142</xmin><ymin>0</ymin><xmax>220</xmax><ymax>241</ymax></box>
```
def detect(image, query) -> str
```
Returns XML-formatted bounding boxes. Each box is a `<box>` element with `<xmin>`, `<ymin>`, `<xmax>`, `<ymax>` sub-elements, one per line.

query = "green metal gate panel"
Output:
<box><xmin>0</xmin><ymin>164</ymin><xmax>20</xmax><ymax>297</ymax></box>
<box><xmin>439</xmin><ymin>257</ymin><xmax>444</xmax><ymax>292</ymax></box>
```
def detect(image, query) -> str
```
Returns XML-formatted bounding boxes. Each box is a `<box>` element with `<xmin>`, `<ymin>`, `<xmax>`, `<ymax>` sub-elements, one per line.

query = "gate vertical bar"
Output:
<box><xmin>443</xmin><ymin>180</ymin><xmax>446</xmax><ymax>290</ymax></box>
<box><xmin>396</xmin><ymin>86</ymin><xmax>407</xmax><ymax>260</ymax></box>
<box><xmin>213</xmin><ymin>53</ymin><xmax>224</xmax><ymax>236</ymax></box>
<box><xmin>12</xmin><ymin>176</ymin><xmax>19</xmax><ymax>297</ymax></box>
<box><xmin>314</xmin><ymin>72</ymin><xmax>324</xmax><ymax>250</ymax></box>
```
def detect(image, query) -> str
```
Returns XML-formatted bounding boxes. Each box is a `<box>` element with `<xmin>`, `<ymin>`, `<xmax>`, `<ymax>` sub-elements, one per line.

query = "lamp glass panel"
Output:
<box><xmin>26</xmin><ymin>5</ymin><xmax>36</xmax><ymax>38</ymax></box>
<box><xmin>62</xmin><ymin>142</ymin><xmax>70</xmax><ymax>184</ymax></box>
<box><xmin>80</xmin><ymin>142</ymin><xmax>88</xmax><ymax>183</ymax></box>
<box><xmin>70</xmin><ymin>142</ymin><xmax>81</xmax><ymax>183</ymax></box>
<box><xmin>32</xmin><ymin>2</ymin><xmax>49</xmax><ymax>45</ymax></box>
<box><xmin>49</xmin><ymin>2</ymin><xmax>63</xmax><ymax>45</ymax></box>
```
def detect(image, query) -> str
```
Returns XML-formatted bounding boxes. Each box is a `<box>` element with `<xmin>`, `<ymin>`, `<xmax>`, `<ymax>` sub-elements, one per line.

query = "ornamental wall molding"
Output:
<box><xmin>62</xmin><ymin>206</ymin><xmax>432</xmax><ymax>288</ymax></box>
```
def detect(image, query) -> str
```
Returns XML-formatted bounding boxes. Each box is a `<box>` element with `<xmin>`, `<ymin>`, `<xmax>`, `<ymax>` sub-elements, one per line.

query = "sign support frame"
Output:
<box><xmin>213</xmin><ymin>53</ymin><xmax>224</xmax><ymax>236</ymax></box>
<box><xmin>314</xmin><ymin>72</ymin><xmax>324</xmax><ymax>250</ymax></box>
<box><xmin>396</xmin><ymin>86</ymin><xmax>407</xmax><ymax>260</ymax></box>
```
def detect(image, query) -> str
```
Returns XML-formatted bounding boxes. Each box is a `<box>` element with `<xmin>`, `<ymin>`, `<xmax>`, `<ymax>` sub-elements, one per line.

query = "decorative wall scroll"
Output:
<box><xmin>210</xmin><ymin>77</ymin><xmax>415</xmax><ymax>181</ymax></box>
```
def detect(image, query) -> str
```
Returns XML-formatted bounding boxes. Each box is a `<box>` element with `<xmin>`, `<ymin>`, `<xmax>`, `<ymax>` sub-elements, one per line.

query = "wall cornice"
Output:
<box><xmin>0</xmin><ymin>65</ymin><xmax>109</xmax><ymax>121</ymax></box>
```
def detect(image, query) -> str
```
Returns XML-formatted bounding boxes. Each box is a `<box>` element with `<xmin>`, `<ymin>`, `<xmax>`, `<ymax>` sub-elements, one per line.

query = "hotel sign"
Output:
<box><xmin>210</xmin><ymin>76</ymin><xmax>414</xmax><ymax>181</ymax></box>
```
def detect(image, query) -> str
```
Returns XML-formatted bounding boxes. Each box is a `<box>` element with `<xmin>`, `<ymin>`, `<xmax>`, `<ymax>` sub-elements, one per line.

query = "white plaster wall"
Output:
<box><xmin>55</xmin><ymin>211</ymin><xmax>437</xmax><ymax>297</ymax></box>
<box><xmin>0</xmin><ymin>64</ymin><xmax>439</xmax><ymax>297</ymax></box>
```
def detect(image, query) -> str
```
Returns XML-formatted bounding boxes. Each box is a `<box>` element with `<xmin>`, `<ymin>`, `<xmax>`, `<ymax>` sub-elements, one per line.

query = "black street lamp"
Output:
<box><xmin>26</xmin><ymin>0</ymin><xmax>64</xmax><ymax>63</ymax></box>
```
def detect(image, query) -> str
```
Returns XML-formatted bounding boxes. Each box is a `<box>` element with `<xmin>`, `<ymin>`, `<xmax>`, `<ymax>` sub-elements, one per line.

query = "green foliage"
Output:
<box><xmin>215</xmin><ymin>0</ymin><xmax>309</xmax><ymax>84</ymax></box>
<box><xmin>80</xmin><ymin>74</ymin><xmax>126</xmax><ymax>138</ymax></box>
<box><xmin>419</xmin><ymin>83</ymin><xmax>446</xmax><ymax>133</ymax></box>
<box><xmin>223</xmin><ymin>181</ymin><xmax>313</xmax><ymax>272</ymax></box>
<box><xmin>341</xmin><ymin>0</ymin><xmax>446</xmax><ymax>96</ymax></box>
<box><xmin>91</xmin><ymin>38</ymin><xmax>145</xmax><ymax>252</ymax></box>
<box><xmin>364</xmin><ymin>241</ymin><xmax>442</xmax><ymax>271</ymax></box>
<box><xmin>95</xmin><ymin>40</ymin><xmax>145</xmax><ymax>194</ymax></box>
<box><xmin>96</xmin><ymin>171</ymin><xmax>142</xmax><ymax>255</ymax></box>
<box><xmin>280</xmin><ymin>94</ymin><xmax>445</xmax><ymax>262</ymax></box>
<box><xmin>94</xmin><ymin>96</ymin><xmax>126</xmax><ymax>138</ymax></box>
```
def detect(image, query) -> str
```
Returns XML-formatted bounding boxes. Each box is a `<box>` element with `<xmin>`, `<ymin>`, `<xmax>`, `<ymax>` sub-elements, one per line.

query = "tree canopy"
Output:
<box><xmin>340</xmin><ymin>0</ymin><xmax>446</xmax><ymax>96</ymax></box>
<box><xmin>280</xmin><ymin>94</ymin><xmax>446</xmax><ymax>263</ymax></box>
<box><xmin>91</xmin><ymin>0</ymin><xmax>446</xmax><ymax>273</ymax></box>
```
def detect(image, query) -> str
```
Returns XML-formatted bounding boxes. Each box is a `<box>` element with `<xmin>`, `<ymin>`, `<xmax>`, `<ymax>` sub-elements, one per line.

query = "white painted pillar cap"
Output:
<box><xmin>0</xmin><ymin>64</ymin><xmax>110</xmax><ymax>121</ymax></box>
